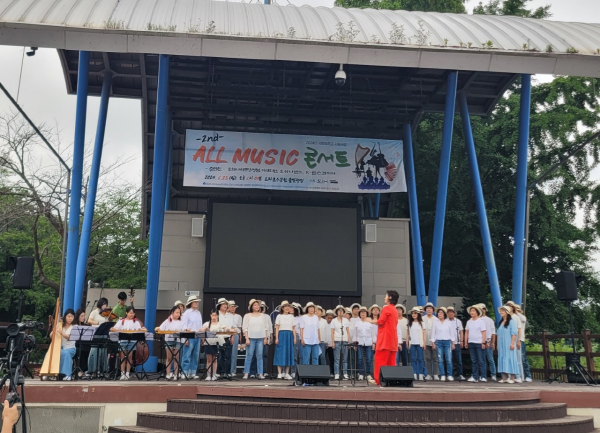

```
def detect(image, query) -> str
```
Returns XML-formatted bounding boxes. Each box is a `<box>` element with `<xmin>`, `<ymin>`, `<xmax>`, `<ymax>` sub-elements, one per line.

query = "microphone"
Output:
<box><xmin>338</xmin><ymin>296</ymin><xmax>342</xmax><ymax>305</ymax></box>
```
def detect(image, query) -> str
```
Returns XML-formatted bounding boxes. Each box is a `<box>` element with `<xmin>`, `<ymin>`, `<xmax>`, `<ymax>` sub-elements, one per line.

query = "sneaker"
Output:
<box><xmin>367</xmin><ymin>375</ymin><xmax>373</xmax><ymax>381</ymax></box>
<box><xmin>120</xmin><ymin>374</ymin><xmax>128</xmax><ymax>381</ymax></box>
<box><xmin>192</xmin><ymin>375</ymin><xmax>200</xmax><ymax>380</ymax></box>
<box><xmin>64</xmin><ymin>376</ymin><xmax>72</xmax><ymax>381</ymax></box>
<box><xmin>440</xmin><ymin>376</ymin><xmax>446</xmax><ymax>381</ymax></box>
<box><xmin>414</xmin><ymin>374</ymin><xmax>418</xmax><ymax>380</ymax></box>
<box><xmin>277</xmin><ymin>373</ymin><xmax>284</xmax><ymax>379</ymax></box>
<box><xmin>334</xmin><ymin>374</ymin><xmax>340</xmax><ymax>380</ymax></box>
<box><xmin>212</xmin><ymin>375</ymin><xmax>218</xmax><ymax>381</ymax></box>
<box><xmin>507</xmin><ymin>379</ymin><xmax>515</xmax><ymax>384</ymax></box>
<box><xmin>125</xmin><ymin>373</ymin><xmax>130</xmax><ymax>380</ymax></box>
<box><xmin>515</xmin><ymin>378</ymin><xmax>523</xmax><ymax>383</ymax></box>
<box><xmin>525</xmin><ymin>377</ymin><xmax>532</xmax><ymax>382</ymax></box>
<box><xmin>343</xmin><ymin>374</ymin><xmax>349</xmax><ymax>380</ymax></box>
<box><xmin>368</xmin><ymin>378</ymin><xmax>377</xmax><ymax>384</ymax></box>
<box><xmin>433</xmin><ymin>375</ymin><xmax>440</xmax><ymax>381</ymax></box>
<box><xmin>459</xmin><ymin>375</ymin><xmax>466</xmax><ymax>381</ymax></box>
<box><xmin>205</xmin><ymin>376</ymin><xmax>212</xmax><ymax>381</ymax></box>
<box><xmin>491</xmin><ymin>376</ymin><xmax>497</xmax><ymax>382</ymax></box>
<box><xmin>264</xmin><ymin>373</ymin><xmax>269</xmax><ymax>377</ymax></box>
<box><xmin>250</xmin><ymin>375</ymin><xmax>255</xmax><ymax>379</ymax></box>
<box><xmin>358</xmin><ymin>375</ymin><xmax>364</xmax><ymax>380</ymax></box>
<box><xmin>243</xmin><ymin>374</ymin><xmax>249</xmax><ymax>379</ymax></box>
<box><xmin>418</xmin><ymin>374</ymin><xmax>425</xmax><ymax>381</ymax></box>
<box><xmin>498</xmin><ymin>379</ymin><xmax>506</xmax><ymax>383</ymax></box>
<box><xmin>467</xmin><ymin>377</ymin><xmax>476</xmax><ymax>382</ymax></box>
<box><xmin>447</xmin><ymin>376</ymin><xmax>454</xmax><ymax>381</ymax></box>
<box><xmin>284</xmin><ymin>374</ymin><xmax>293</xmax><ymax>380</ymax></box>
<box><xmin>179</xmin><ymin>373</ymin><xmax>186</xmax><ymax>379</ymax></box>
<box><xmin>480</xmin><ymin>378</ymin><xmax>487</xmax><ymax>382</ymax></box>
<box><xmin>425</xmin><ymin>375</ymin><xmax>433</xmax><ymax>380</ymax></box>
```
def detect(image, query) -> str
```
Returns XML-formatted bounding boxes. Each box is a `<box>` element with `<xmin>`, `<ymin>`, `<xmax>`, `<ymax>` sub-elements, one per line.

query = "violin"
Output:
<box><xmin>101</xmin><ymin>308</ymin><xmax>118</xmax><ymax>321</ymax></box>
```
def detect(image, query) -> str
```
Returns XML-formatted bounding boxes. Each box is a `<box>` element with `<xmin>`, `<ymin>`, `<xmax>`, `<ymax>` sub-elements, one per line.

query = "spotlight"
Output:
<box><xmin>26</xmin><ymin>47</ymin><xmax>38</xmax><ymax>57</ymax></box>
<box><xmin>335</xmin><ymin>64</ymin><xmax>346</xmax><ymax>87</ymax></box>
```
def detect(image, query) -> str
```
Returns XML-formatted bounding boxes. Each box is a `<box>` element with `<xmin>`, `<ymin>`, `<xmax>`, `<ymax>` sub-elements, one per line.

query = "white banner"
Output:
<box><xmin>183</xmin><ymin>130</ymin><xmax>406</xmax><ymax>193</ymax></box>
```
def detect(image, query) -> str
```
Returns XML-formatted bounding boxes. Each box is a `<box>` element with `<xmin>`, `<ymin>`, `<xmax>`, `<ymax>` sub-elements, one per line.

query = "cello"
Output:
<box><xmin>130</xmin><ymin>287</ymin><xmax>149</xmax><ymax>366</ymax></box>
<box><xmin>40</xmin><ymin>298</ymin><xmax>62</xmax><ymax>378</ymax></box>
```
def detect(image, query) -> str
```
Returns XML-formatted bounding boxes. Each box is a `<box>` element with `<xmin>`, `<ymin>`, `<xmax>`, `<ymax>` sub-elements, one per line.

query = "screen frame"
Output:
<box><xmin>204</xmin><ymin>199</ymin><xmax>362</xmax><ymax>296</ymax></box>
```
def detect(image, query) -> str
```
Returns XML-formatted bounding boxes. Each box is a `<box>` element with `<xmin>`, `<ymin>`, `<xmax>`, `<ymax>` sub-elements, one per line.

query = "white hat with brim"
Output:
<box><xmin>368</xmin><ymin>304</ymin><xmax>381</xmax><ymax>315</ymax></box>
<box><xmin>325</xmin><ymin>310</ymin><xmax>335</xmax><ymax>316</ymax></box>
<box><xmin>174</xmin><ymin>300</ymin><xmax>184</xmax><ymax>307</ymax></box>
<box><xmin>186</xmin><ymin>295</ymin><xmax>200</xmax><ymax>306</ymax></box>
<box><xmin>437</xmin><ymin>307</ymin><xmax>448</xmax><ymax>315</ymax></box>
<box><xmin>279</xmin><ymin>301</ymin><xmax>291</xmax><ymax>312</ymax></box>
<box><xmin>358</xmin><ymin>305</ymin><xmax>369</xmax><ymax>315</ymax></box>
<box><xmin>303</xmin><ymin>302</ymin><xmax>317</xmax><ymax>313</ymax></box>
<box><xmin>469</xmin><ymin>305</ymin><xmax>483</xmax><ymax>316</ymax></box>
<box><xmin>424</xmin><ymin>302</ymin><xmax>435</xmax><ymax>310</ymax></box>
<box><xmin>475</xmin><ymin>303</ymin><xmax>488</xmax><ymax>311</ymax></box>
<box><xmin>447</xmin><ymin>306</ymin><xmax>455</xmax><ymax>312</ymax></box>
<box><xmin>410</xmin><ymin>307</ymin><xmax>421</xmax><ymax>314</ymax></box>
<box><xmin>316</xmin><ymin>305</ymin><xmax>325</xmax><ymax>313</ymax></box>
<box><xmin>216</xmin><ymin>298</ymin><xmax>229</xmax><ymax>308</ymax></box>
<box><xmin>349</xmin><ymin>303</ymin><xmax>361</xmax><ymax>310</ymax></box>
<box><xmin>345</xmin><ymin>308</ymin><xmax>352</xmax><ymax>315</ymax></box>
<box><xmin>228</xmin><ymin>300</ymin><xmax>238</xmax><ymax>308</ymax></box>
<box><xmin>395</xmin><ymin>304</ymin><xmax>406</xmax><ymax>313</ymax></box>
<box><xmin>333</xmin><ymin>305</ymin><xmax>345</xmax><ymax>315</ymax></box>
<box><xmin>248</xmin><ymin>299</ymin><xmax>261</xmax><ymax>311</ymax></box>
<box><xmin>498</xmin><ymin>305</ymin><xmax>513</xmax><ymax>315</ymax></box>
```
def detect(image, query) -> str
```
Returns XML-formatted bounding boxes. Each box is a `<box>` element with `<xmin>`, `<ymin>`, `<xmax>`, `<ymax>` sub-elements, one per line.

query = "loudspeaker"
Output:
<box><xmin>555</xmin><ymin>271</ymin><xmax>579</xmax><ymax>301</ymax></box>
<box><xmin>379</xmin><ymin>366</ymin><xmax>414</xmax><ymax>387</ymax></box>
<box><xmin>295</xmin><ymin>364</ymin><xmax>330</xmax><ymax>386</ymax></box>
<box><xmin>565</xmin><ymin>354</ymin><xmax>586</xmax><ymax>384</ymax></box>
<box><xmin>13</xmin><ymin>257</ymin><xmax>34</xmax><ymax>289</ymax></box>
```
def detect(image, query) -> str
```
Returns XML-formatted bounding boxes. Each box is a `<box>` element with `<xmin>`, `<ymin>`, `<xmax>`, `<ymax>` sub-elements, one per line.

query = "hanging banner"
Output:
<box><xmin>183</xmin><ymin>130</ymin><xmax>406</xmax><ymax>193</ymax></box>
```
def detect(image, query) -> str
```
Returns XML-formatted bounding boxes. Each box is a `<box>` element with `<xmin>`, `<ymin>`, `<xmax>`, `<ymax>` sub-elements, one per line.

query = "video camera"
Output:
<box><xmin>1</xmin><ymin>320</ymin><xmax>42</xmax><ymax>368</ymax></box>
<box><xmin>5</xmin><ymin>320</ymin><xmax>44</xmax><ymax>337</ymax></box>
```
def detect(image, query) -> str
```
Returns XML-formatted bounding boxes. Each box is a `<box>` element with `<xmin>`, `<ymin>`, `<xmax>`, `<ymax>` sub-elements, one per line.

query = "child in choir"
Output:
<box><xmin>55</xmin><ymin>308</ymin><xmax>76</xmax><ymax>381</ymax></box>
<box><xmin>408</xmin><ymin>307</ymin><xmax>426</xmax><ymax>381</ymax></box>
<box><xmin>203</xmin><ymin>310</ymin><xmax>228</xmax><ymax>381</ymax></box>
<box><xmin>396</xmin><ymin>304</ymin><xmax>408</xmax><ymax>366</ymax></box>
<box><xmin>300</xmin><ymin>302</ymin><xmax>321</xmax><ymax>365</ymax></box>
<box><xmin>431</xmin><ymin>307</ymin><xmax>456</xmax><ymax>381</ymax></box>
<box><xmin>111</xmin><ymin>306</ymin><xmax>147</xmax><ymax>380</ymax></box>
<box><xmin>355</xmin><ymin>306</ymin><xmax>375</xmax><ymax>380</ymax></box>
<box><xmin>465</xmin><ymin>305</ymin><xmax>487</xmax><ymax>382</ymax></box>
<box><xmin>274</xmin><ymin>301</ymin><xmax>296</xmax><ymax>379</ymax></box>
<box><xmin>157</xmin><ymin>305</ymin><xmax>186</xmax><ymax>380</ymax></box>
<box><xmin>181</xmin><ymin>295</ymin><xmax>203</xmax><ymax>379</ymax></box>
<box><xmin>330</xmin><ymin>305</ymin><xmax>351</xmax><ymax>380</ymax></box>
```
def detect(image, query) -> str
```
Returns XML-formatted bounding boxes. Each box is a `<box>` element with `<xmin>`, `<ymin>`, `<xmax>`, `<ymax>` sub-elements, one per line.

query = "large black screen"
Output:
<box><xmin>206</xmin><ymin>202</ymin><xmax>360</xmax><ymax>295</ymax></box>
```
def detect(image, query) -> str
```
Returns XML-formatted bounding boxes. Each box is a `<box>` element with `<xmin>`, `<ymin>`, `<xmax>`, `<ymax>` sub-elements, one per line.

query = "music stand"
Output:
<box><xmin>110</xmin><ymin>332</ymin><xmax>152</xmax><ymax>381</ymax></box>
<box><xmin>157</xmin><ymin>332</ymin><xmax>187</xmax><ymax>380</ymax></box>
<box><xmin>69</xmin><ymin>326</ymin><xmax>95</xmax><ymax>380</ymax></box>
<box><xmin>89</xmin><ymin>322</ymin><xmax>114</xmax><ymax>379</ymax></box>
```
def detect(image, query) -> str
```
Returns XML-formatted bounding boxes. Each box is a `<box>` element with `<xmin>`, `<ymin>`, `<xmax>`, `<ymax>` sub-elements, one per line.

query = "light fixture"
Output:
<box><xmin>26</xmin><ymin>47</ymin><xmax>38</xmax><ymax>57</ymax></box>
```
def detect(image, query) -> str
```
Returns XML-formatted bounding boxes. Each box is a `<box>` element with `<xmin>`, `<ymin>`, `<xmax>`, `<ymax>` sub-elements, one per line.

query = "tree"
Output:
<box><xmin>474</xmin><ymin>0</ymin><xmax>552</xmax><ymax>19</ymax></box>
<box><xmin>334</xmin><ymin>0</ymin><xmax>466</xmax><ymax>13</ymax></box>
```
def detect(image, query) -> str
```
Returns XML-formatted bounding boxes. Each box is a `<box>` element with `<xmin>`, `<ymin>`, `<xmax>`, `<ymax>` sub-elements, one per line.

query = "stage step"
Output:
<box><xmin>128</xmin><ymin>412</ymin><xmax>594</xmax><ymax>433</ymax></box>
<box><xmin>169</xmin><ymin>399</ymin><xmax>567</xmax><ymax>422</ymax></box>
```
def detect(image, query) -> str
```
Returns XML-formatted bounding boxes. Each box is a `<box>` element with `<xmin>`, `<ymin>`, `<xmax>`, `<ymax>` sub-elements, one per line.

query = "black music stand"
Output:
<box><xmin>90</xmin><ymin>322</ymin><xmax>114</xmax><ymax>380</ymax></box>
<box><xmin>115</xmin><ymin>332</ymin><xmax>149</xmax><ymax>381</ymax></box>
<box><xmin>69</xmin><ymin>326</ymin><xmax>95</xmax><ymax>380</ymax></box>
<box><xmin>157</xmin><ymin>333</ymin><xmax>186</xmax><ymax>380</ymax></box>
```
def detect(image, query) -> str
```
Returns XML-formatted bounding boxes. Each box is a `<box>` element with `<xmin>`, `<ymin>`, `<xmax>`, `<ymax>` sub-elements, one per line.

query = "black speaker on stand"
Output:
<box><xmin>12</xmin><ymin>257</ymin><xmax>35</xmax><ymax>322</ymax></box>
<box><xmin>379</xmin><ymin>366</ymin><xmax>414</xmax><ymax>387</ymax></box>
<box><xmin>295</xmin><ymin>365</ymin><xmax>330</xmax><ymax>386</ymax></box>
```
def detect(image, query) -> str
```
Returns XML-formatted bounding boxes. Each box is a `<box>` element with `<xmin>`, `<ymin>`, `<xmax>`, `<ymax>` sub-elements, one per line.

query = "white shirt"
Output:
<box><xmin>300</xmin><ymin>315</ymin><xmax>320</xmax><ymax>345</ymax></box>
<box><xmin>60</xmin><ymin>325</ymin><xmax>75</xmax><ymax>350</ymax></box>
<box><xmin>88</xmin><ymin>309</ymin><xmax>107</xmax><ymax>325</ymax></box>
<box><xmin>294</xmin><ymin>316</ymin><xmax>302</xmax><ymax>336</ymax></box>
<box><xmin>431</xmin><ymin>320</ymin><xmax>456</xmax><ymax>343</ymax></box>
<box><xmin>447</xmin><ymin>318</ymin><xmax>464</xmax><ymax>343</ymax></box>
<box><xmin>275</xmin><ymin>314</ymin><xmax>295</xmax><ymax>332</ymax></box>
<box><xmin>262</xmin><ymin>313</ymin><xmax>273</xmax><ymax>337</ymax></box>
<box><xmin>243</xmin><ymin>314</ymin><xmax>269</xmax><ymax>339</ymax></box>
<box><xmin>330</xmin><ymin>317</ymin><xmax>350</xmax><ymax>342</ymax></box>
<box><xmin>397</xmin><ymin>317</ymin><xmax>408</xmax><ymax>343</ymax></box>
<box><xmin>321</xmin><ymin>319</ymin><xmax>333</xmax><ymax>345</ymax></box>
<box><xmin>354</xmin><ymin>320</ymin><xmax>375</xmax><ymax>346</ymax></box>
<box><xmin>182</xmin><ymin>309</ymin><xmax>203</xmax><ymax>332</ymax></box>
<box><xmin>466</xmin><ymin>318</ymin><xmax>486</xmax><ymax>344</ymax></box>
<box><xmin>218</xmin><ymin>311</ymin><xmax>234</xmax><ymax>329</ymax></box>
<box><xmin>482</xmin><ymin>316</ymin><xmax>496</xmax><ymax>340</ymax></box>
<box><xmin>113</xmin><ymin>318</ymin><xmax>142</xmax><ymax>331</ymax></box>
<box><xmin>512</xmin><ymin>314</ymin><xmax>523</xmax><ymax>341</ymax></box>
<box><xmin>232</xmin><ymin>314</ymin><xmax>243</xmax><ymax>334</ymax></box>
<box><xmin>516</xmin><ymin>313</ymin><xmax>527</xmax><ymax>342</ymax></box>
<box><xmin>422</xmin><ymin>315</ymin><xmax>439</xmax><ymax>346</ymax></box>
<box><xmin>204</xmin><ymin>321</ymin><xmax>227</xmax><ymax>345</ymax></box>
<box><xmin>159</xmin><ymin>316</ymin><xmax>185</xmax><ymax>342</ymax></box>
<box><xmin>409</xmin><ymin>322</ymin><xmax>424</xmax><ymax>346</ymax></box>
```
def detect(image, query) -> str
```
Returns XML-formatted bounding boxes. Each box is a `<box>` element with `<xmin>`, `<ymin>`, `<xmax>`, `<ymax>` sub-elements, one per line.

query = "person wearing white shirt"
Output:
<box><xmin>317</xmin><ymin>307</ymin><xmax>329</xmax><ymax>367</ymax></box>
<box><xmin>323</xmin><ymin>310</ymin><xmax>335</xmax><ymax>375</ymax></box>
<box><xmin>300</xmin><ymin>303</ymin><xmax>321</xmax><ymax>365</ymax></box>
<box><xmin>111</xmin><ymin>306</ymin><xmax>147</xmax><ymax>380</ymax></box>
<box><xmin>465</xmin><ymin>305</ymin><xmax>487</xmax><ymax>382</ymax></box>
<box><xmin>291</xmin><ymin>303</ymin><xmax>302</xmax><ymax>376</ymax></box>
<box><xmin>408</xmin><ymin>307</ymin><xmax>427</xmax><ymax>381</ymax></box>
<box><xmin>395</xmin><ymin>304</ymin><xmax>409</xmax><ymax>366</ymax></box>
<box><xmin>228</xmin><ymin>301</ymin><xmax>243</xmax><ymax>376</ymax></box>
<box><xmin>330</xmin><ymin>305</ymin><xmax>351</xmax><ymax>379</ymax></box>
<box><xmin>87</xmin><ymin>298</ymin><xmax>109</xmax><ymax>376</ymax></box>
<box><xmin>476</xmin><ymin>303</ymin><xmax>497</xmax><ymax>382</ymax></box>
<box><xmin>355</xmin><ymin>306</ymin><xmax>375</xmax><ymax>380</ymax></box>
<box><xmin>181</xmin><ymin>296</ymin><xmax>204</xmax><ymax>379</ymax></box>
<box><xmin>203</xmin><ymin>311</ymin><xmax>229</xmax><ymax>381</ymax></box>
<box><xmin>369</xmin><ymin>304</ymin><xmax>381</xmax><ymax>376</ymax></box>
<box><xmin>423</xmin><ymin>302</ymin><xmax>440</xmax><ymax>380</ymax></box>
<box><xmin>216</xmin><ymin>298</ymin><xmax>235</xmax><ymax>377</ymax></box>
<box><xmin>250</xmin><ymin>302</ymin><xmax>273</xmax><ymax>377</ymax></box>
<box><xmin>243</xmin><ymin>299</ymin><xmax>269</xmax><ymax>379</ymax></box>
<box><xmin>274</xmin><ymin>301</ymin><xmax>296</xmax><ymax>379</ymax></box>
<box><xmin>55</xmin><ymin>308</ymin><xmax>76</xmax><ymax>381</ymax></box>
<box><xmin>447</xmin><ymin>306</ymin><xmax>465</xmax><ymax>380</ymax></box>
<box><xmin>345</xmin><ymin>309</ymin><xmax>358</xmax><ymax>378</ymax></box>
<box><xmin>156</xmin><ymin>306</ymin><xmax>186</xmax><ymax>380</ymax></box>
<box><xmin>431</xmin><ymin>307</ymin><xmax>456</xmax><ymax>381</ymax></box>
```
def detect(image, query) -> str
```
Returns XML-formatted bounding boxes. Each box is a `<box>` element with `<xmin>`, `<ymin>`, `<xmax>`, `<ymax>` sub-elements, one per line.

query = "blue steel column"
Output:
<box><xmin>374</xmin><ymin>194</ymin><xmax>381</xmax><ymax>218</ymax></box>
<box><xmin>403</xmin><ymin>124</ymin><xmax>426</xmax><ymax>306</ymax></box>
<box><xmin>512</xmin><ymin>74</ymin><xmax>532</xmax><ymax>304</ymax></box>
<box><xmin>427</xmin><ymin>71</ymin><xmax>458</xmax><ymax>306</ymax></box>
<box><xmin>144</xmin><ymin>55</ymin><xmax>170</xmax><ymax>369</ymax></box>
<box><xmin>63</xmin><ymin>51</ymin><xmax>89</xmax><ymax>312</ymax></box>
<box><xmin>164</xmin><ymin>132</ymin><xmax>173</xmax><ymax>211</ymax></box>
<box><xmin>458</xmin><ymin>93</ymin><xmax>502</xmax><ymax>319</ymax></box>
<box><xmin>73</xmin><ymin>71</ymin><xmax>113</xmax><ymax>311</ymax></box>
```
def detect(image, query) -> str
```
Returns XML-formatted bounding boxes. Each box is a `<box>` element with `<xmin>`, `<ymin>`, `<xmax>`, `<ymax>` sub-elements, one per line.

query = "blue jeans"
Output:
<box><xmin>435</xmin><ymin>340</ymin><xmax>453</xmax><ymax>377</ymax></box>
<box><xmin>318</xmin><ymin>343</ymin><xmax>327</xmax><ymax>365</ymax></box>
<box><xmin>357</xmin><ymin>345</ymin><xmax>372</xmax><ymax>376</ymax></box>
<box><xmin>230</xmin><ymin>334</ymin><xmax>239</xmax><ymax>375</ymax></box>
<box><xmin>332</xmin><ymin>343</ymin><xmax>348</xmax><ymax>375</ymax></box>
<box><xmin>452</xmin><ymin>345</ymin><xmax>463</xmax><ymax>376</ymax></box>
<box><xmin>182</xmin><ymin>338</ymin><xmax>201</xmax><ymax>376</ymax></box>
<box><xmin>486</xmin><ymin>344</ymin><xmax>496</xmax><ymax>377</ymax></box>
<box><xmin>301</xmin><ymin>344</ymin><xmax>319</xmax><ymax>365</ymax></box>
<box><xmin>522</xmin><ymin>342</ymin><xmax>532</xmax><ymax>379</ymax></box>
<box><xmin>60</xmin><ymin>347</ymin><xmax>76</xmax><ymax>377</ymax></box>
<box><xmin>250</xmin><ymin>341</ymin><xmax>269</xmax><ymax>375</ymax></box>
<box><xmin>396</xmin><ymin>342</ymin><xmax>408</xmax><ymax>366</ymax></box>
<box><xmin>409</xmin><ymin>345</ymin><xmax>424</xmax><ymax>376</ymax></box>
<box><xmin>244</xmin><ymin>338</ymin><xmax>264</xmax><ymax>374</ymax></box>
<box><xmin>468</xmin><ymin>343</ymin><xmax>486</xmax><ymax>380</ymax></box>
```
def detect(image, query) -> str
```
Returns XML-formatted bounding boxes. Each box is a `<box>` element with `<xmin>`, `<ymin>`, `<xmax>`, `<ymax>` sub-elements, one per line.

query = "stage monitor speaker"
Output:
<box><xmin>379</xmin><ymin>366</ymin><xmax>414</xmax><ymax>388</ymax></box>
<box><xmin>295</xmin><ymin>364</ymin><xmax>330</xmax><ymax>386</ymax></box>
<box><xmin>555</xmin><ymin>271</ymin><xmax>579</xmax><ymax>301</ymax></box>
<box><xmin>13</xmin><ymin>257</ymin><xmax>34</xmax><ymax>289</ymax></box>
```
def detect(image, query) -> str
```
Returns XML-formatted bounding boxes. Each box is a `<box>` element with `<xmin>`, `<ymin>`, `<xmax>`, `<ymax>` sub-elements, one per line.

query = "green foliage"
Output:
<box><xmin>473</xmin><ymin>0</ymin><xmax>552</xmax><ymax>18</ymax></box>
<box><xmin>333</xmin><ymin>0</ymin><xmax>466</xmax><ymax>13</ymax></box>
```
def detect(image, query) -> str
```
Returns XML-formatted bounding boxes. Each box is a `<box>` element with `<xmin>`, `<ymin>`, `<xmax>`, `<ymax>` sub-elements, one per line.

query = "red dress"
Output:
<box><xmin>374</xmin><ymin>303</ymin><xmax>399</xmax><ymax>384</ymax></box>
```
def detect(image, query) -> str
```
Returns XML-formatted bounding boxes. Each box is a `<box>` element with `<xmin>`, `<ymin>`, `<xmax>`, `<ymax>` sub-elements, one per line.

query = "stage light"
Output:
<box><xmin>26</xmin><ymin>47</ymin><xmax>38</xmax><ymax>57</ymax></box>
<box><xmin>335</xmin><ymin>64</ymin><xmax>346</xmax><ymax>87</ymax></box>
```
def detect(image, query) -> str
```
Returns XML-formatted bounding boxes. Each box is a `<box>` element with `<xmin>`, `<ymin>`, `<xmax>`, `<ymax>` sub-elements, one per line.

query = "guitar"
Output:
<box><xmin>129</xmin><ymin>286</ymin><xmax>149</xmax><ymax>366</ymax></box>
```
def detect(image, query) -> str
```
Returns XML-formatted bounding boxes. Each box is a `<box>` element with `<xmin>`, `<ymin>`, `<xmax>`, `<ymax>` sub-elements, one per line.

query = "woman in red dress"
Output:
<box><xmin>369</xmin><ymin>290</ymin><xmax>399</xmax><ymax>385</ymax></box>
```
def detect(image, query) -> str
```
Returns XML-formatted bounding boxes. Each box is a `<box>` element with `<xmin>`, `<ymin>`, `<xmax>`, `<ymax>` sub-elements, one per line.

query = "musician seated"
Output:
<box><xmin>75</xmin><ymin>309</ymin><xmax>88</xmax><ymax>326</ymax></box>
<box><xmin>86</xmin><ymin>298</ymin><xmax>110</xmax><ymax>376</ymax></box>
<box><xmin>156</xmin><ymin>306</ymin><xmax>186</xmax><ymax>380</ymax></box>
<box><xmin>110</xmin><ymin>306</ymin><xmax>147</xmax><ymax>381</ymax></box>
<box><xmin>53</xmin><ymin>308</ymin><xmax>76</xmax><ymax>381</ymax></box>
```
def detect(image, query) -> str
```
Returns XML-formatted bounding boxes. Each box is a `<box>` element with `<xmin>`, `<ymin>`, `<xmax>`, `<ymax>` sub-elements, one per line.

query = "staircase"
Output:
<box><xmin>109</xmin><ymin>393</ymin><xmax>596</xmax><ymax>433</ymax></box>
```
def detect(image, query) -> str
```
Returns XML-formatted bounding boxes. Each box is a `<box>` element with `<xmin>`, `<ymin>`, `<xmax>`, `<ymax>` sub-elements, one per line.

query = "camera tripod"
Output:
<box><xmin>0</xmin><ymin>347</ymin><xmax>29</xmax><ymax>432</ymax></box>
<box><xmin>546</xmin><ymin>301</ymin><xmax>596</xmax><ymax>386</ymax></box>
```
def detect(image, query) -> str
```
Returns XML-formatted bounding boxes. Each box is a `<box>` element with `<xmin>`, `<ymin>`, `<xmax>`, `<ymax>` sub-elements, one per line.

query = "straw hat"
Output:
<box><xmin>333</xmin><ymin>305</ymin><xmax>346</xmax><ymax>315</ymax></box>
<box><xmin>498</xmin><ymin>305</ymin><xmax>512</xmax><ymax>315</ymax></box>
<box><xmin>410</xmin><ymin>307</ymin><xmax>421</xmax><ymax>314</ymax></box>
<box><xmin>279</xmin><ymin>300</ymin><xmax>291</xmax><ymax>312</ymax></box>
<box><xmin>344</xmin><ymin>308</ymin><xmax>352</xmax><ymax>315</ymax></box>
<box><xmin>424</xmin><ymin>302</ymin><xmax>435</xmax><ymax>310</ymax></box>
<box><xmin>349</xmin><ymin>303</ymin><xmax>361</xmax><ymax>311</ymax></box>
<box><xmin>446</xmin><ymin>306</ymin><xmax>456</xmax><ymax>312</ymax></box>
<box><xmin>316</xmin><ymin>305</ymin><xmax>325</xmax><ymax>314</ymax></box>
<box><xmin>395</xmin><ymin>304</ymin><xmax>407</xmax><ymax>313</ymax></box>
<box><xmin>475</xmin><ymin>303</ymin><xmax>488</xmax><ymax>311</ymax></box>
<box><xmin>217</xmin><ymin>298</ymin><xmax>229</xmax><ymax>308</ymax></box>
<box><xmin>248</xmin><ymin>299</ymin><xmax>261</xmax><ymax>311</ymax></box>
<box><xmin>228</xmin><ymin>300</ymin><xmax>238</xmax><ymax>308</ymax></box>
<box><xmin>358</xmin><ymin>305</ymin><xmax>369</xmax><ymax>315</ymax></box>
<box><xmin>260</xmin><ymin>301</ymin><xmax>268</xmax><ymax>312</ymax></box>
<box><xmin>292</xmin><ymin>302</ymin><xmax>302</xmax><ymax>313</ymax></box>
<box><xmin>325</xmin><ymin>309</ymin><xmax>335</xmax><ymax>317</ymax></box>
<box><xmin>469</xmin><ymin>305</ymin><xmax>483</xmax><ymax>316</ymax></box>
<box><xmin>186</xmin><ymin>295</ymin><xmax>200</xmax><ymax>306</ymax></box>
<box><xmin>304</xmin><ymin>302</ymin><xmax>317</xmax><ymax>313</ymax></box>
<box><xmin>437</xmin><ymin>307</ymin><xmax>448</xmax><ymax>315</ymax></box>
<box><xmin>368</xmin><ymin>304</ymin><xmax>381</xmax><ymax>315</ymax></box>
<box><xmin>174</xmin><ymin>300</ymin><xmax>184</xmax><ymax>307</ymax></box>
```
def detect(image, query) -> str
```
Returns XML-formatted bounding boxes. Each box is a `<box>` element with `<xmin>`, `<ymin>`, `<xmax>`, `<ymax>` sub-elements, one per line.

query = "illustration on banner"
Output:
<box><xmin>353</xmin><ymin>144</ymin><xmax>398</xmax><ymax>190</ymax></box>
